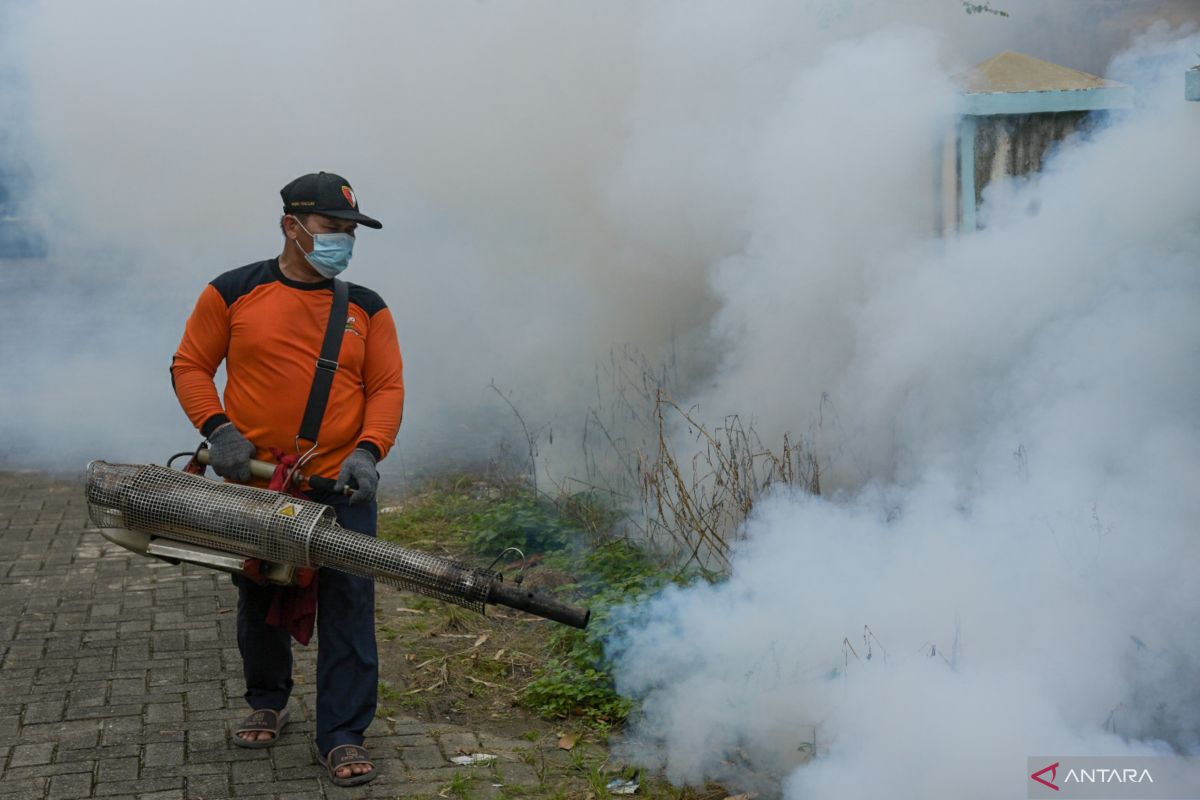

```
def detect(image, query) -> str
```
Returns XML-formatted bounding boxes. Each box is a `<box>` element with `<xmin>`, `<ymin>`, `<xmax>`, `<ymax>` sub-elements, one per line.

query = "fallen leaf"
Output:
<box><xmin>557</xmin><ymin>733</ymin><xmax>579</xmax><ymax>750</ymax></box>
<box><xmin>472</xmin><ymin>633</ymin><xmax>490</xmax><ymax>649</ymax></box>
<box><xmin>493</xmin><ymin>649</ymin><xmax>506</xmax><ymax>661</ymax></box>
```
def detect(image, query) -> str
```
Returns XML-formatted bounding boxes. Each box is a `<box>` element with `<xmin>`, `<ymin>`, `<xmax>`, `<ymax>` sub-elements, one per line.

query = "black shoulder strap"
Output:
<box><xmin>298</xmin><ymin>278</ymin><xmax>349</xmax><ymax>446</ymax></box>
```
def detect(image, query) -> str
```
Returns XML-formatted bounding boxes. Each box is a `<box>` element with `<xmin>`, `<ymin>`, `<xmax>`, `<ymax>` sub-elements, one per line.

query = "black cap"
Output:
<box><xmin>280</xmin><ymin>172</ymin><xmax>382</xmax><ymax>229</ymax></box>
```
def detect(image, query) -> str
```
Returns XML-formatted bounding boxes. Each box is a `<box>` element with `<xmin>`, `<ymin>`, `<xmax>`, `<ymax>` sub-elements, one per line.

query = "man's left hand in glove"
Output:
<box><xmin>334</xmin><ymin>448</ymin><xmax>379</xmax><ymax>505</ymax></box>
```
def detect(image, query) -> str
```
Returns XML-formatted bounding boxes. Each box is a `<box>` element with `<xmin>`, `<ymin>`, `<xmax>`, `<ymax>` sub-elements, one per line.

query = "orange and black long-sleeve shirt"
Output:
<box><xmin>171</xmin><ymin>258</ymin><xmax>404</xmax><ymax>484</ymax></box>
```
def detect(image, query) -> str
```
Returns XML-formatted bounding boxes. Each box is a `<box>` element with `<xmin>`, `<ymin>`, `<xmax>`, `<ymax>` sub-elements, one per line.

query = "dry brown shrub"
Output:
<box><xmin>634</xmin><ymin>389</ymin><xmax>820</xmax><ymax>571</ymax></box>
<box><xmin>570</xmin><ymin>347</ymin><xmax>820</xmax><ymax>571</ymax></box>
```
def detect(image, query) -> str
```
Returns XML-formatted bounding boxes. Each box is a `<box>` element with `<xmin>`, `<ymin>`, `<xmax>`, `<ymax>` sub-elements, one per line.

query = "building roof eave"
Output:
<box><xmin>962</xmin><ymin>86</ymin><xmax>1134</xmax><ymax>116</ymax></box>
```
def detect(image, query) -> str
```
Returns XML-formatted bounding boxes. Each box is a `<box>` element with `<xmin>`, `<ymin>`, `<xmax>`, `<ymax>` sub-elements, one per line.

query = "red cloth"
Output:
<box><xmin>247</xmin><ymin>449</ymin><xmax>321</xmax><ymax>645</ymax></box>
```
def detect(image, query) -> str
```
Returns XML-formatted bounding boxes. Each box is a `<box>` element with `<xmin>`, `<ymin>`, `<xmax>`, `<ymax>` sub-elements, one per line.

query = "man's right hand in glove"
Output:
<box><xmin>207</xmin><ymin>422</ymin><xmax>257</xmax><ymax>483</ymax></box>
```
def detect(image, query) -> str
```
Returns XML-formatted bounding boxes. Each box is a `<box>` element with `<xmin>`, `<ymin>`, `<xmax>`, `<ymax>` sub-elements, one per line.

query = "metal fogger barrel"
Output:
<box><xmin>85</xmin><ymin>461</ymin><xmax>589</xmax><ymax>629</ymax></box>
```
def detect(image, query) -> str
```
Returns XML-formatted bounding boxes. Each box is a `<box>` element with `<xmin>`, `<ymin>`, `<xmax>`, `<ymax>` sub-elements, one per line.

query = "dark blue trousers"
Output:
<box><xmin>234</xmin><ymin>497</ymin><xmax>378</xmax><ymax>756</ymax></box>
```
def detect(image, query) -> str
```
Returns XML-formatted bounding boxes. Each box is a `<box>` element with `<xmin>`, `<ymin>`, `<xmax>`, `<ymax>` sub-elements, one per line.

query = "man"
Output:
<box><xmin>171</xmin><ymin>172</ymin><xmax>404</xmax><ymax>787</ymax></box>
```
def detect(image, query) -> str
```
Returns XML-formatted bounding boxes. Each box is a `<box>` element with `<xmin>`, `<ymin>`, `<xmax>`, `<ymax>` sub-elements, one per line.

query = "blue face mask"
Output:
<box><xmin>293</xmin><ymin>217</ymin><xmax>354</xmax><ymax>278</ymax></box>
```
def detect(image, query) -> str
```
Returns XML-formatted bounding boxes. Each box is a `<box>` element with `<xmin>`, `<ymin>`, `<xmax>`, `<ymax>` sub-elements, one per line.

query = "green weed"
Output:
<box><xmin>445</xmin><ymin>770</ymin><xmax>474</xmax><ymax>800</ymax></box>
<box><xmin>523</xmin><ymin>537</ymin><xmax>685</xmax><ymax>724</ymax></box>
<box><xmin>465</xmin><ymin>494</ymin><xmax>579</xmax><ymax>555</ymax></box>
<box><xmin>378</xmin><ymin>476</ymin><xmax>700</xmax><ymax>736</ymax></box>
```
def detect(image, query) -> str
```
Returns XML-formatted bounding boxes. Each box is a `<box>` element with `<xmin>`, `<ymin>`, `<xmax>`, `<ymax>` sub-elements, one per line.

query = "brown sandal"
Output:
<box><xmin>232</xmin><ymin>707</ymin><xmax>289</xmax><ymax>748</ymax></box>
<box><xmin>313</xmin><ymin>742</ymin><xmax>377</xmax><ymax>787</ymax></box>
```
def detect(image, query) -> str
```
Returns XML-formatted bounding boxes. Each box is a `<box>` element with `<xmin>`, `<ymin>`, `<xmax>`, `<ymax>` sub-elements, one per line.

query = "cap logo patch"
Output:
<box><xmin>342</xmin><ymin>186</ymin><xmax>357</xmax><ymax>208</ymax></box>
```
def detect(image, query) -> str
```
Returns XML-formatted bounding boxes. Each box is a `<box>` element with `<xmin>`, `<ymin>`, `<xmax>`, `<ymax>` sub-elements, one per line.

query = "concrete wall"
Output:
<box><xmin>971</xmin><ymin>111</ymin><xmax>1091</xmax><ymax>208</ymax></box>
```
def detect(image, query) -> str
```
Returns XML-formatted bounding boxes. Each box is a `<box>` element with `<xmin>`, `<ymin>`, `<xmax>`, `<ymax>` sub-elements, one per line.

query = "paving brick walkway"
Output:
<box><xmin>0</xmin><ymin>471</ymin><xmax>550</xmax><ymax>800</ymax></box>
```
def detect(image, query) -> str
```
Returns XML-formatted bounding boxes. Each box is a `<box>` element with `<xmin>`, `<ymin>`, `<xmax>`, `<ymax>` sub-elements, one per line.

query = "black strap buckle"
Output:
<box><xmin>316</xmin><ymin>357</ymin><xmax>339</xmax><ymax>373</ymax></box>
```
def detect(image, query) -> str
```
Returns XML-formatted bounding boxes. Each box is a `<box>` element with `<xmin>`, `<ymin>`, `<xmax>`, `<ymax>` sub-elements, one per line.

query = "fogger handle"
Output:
<box><xmin>194</xmin><ymin>449</ymin><xmax>342</xmax><ymax>494</ymax></box>
<box><xmin>487</xmin><ymin>581</ymin><xmax>591</xmax><ymax>629</ymax></box>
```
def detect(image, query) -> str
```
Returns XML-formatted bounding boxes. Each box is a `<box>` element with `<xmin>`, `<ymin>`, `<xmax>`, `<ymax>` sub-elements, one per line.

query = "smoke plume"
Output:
<box><xmin>3</xmin><ymin>1</ymin><xmax>1198</xmax><ymax>797</ymax></box>
<box><xmin>611</xmin><ymin>22</ymin><xmax>1200</xmax><ymax>800</ymax></box>
<box><xmin>1</xmin><ymin>0</ymin><xmax>1189</xmax><ymax>477</ymax></box>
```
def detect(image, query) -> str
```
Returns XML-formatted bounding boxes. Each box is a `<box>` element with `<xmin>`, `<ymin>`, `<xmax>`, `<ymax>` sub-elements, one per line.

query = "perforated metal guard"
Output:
<box><xmin>86</xmin><ymin>461</ymin><xmax>492</xmax><ymax>612</ymax></box>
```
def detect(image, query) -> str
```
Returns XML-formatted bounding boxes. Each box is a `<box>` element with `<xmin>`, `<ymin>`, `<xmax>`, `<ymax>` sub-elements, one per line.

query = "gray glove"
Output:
<box><xmin>207</xmin><ymin>422</ymin><xmax>257</xmax><ymax>483</ymax></box>
<box><xmin>335</xmin><ymin>448</ymin><xmax>378</xmax><ymax>505</ymax></box>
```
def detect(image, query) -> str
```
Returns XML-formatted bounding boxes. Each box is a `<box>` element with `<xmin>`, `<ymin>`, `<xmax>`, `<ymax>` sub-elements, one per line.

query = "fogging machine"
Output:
<box><xmin>84</xmin><ymin>455</ymin><xmax>590</xmax><ymax>629</ymax></box>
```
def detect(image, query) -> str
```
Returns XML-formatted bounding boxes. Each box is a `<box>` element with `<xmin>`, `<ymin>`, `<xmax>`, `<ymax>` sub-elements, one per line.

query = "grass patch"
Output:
<box><xmin>522</xmin><ymin>538</ymin><xmax>684</xmax><ymax>725</ymax></box>
<box><xmin>375</xmin><ymin>476</ymin><xmax>697</xmax><ymax>735</ymax></box>
<box><xmin>377</xmin><ymin>476</ymin><xmax>497</xmax><ymax>549</ymax></box>
<box><xmin>465</xmin><ymin>494</ymin><xmax>580</xmax><ymax>555</ymax></box>
<box><xmin>444</xmin><ymin>769</ymin><xmax>475</xmax><ymax>800</ymax></box>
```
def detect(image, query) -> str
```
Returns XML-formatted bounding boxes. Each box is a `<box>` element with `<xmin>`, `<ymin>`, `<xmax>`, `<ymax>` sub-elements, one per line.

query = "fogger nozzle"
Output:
<box><xmin>85</xmin><ymin>461</ymin><xmax>589</xmax><ymax>629</ymax></box>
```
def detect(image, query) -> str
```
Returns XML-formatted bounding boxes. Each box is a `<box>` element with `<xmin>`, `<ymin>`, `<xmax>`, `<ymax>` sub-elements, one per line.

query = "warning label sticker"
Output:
<box><xmin>276</xmin><ymin>502</ymin><xmax>301</xmax><ymax>518</ymax></box>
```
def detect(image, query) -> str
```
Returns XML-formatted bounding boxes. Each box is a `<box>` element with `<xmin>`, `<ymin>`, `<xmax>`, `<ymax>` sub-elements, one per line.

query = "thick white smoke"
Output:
<box><xmin>0</xmin><ymin>0</ymin><xmax>1185</xmax><ymax>476</ymax></box>
<box><xmin>611</xmin><ymin>25</ymin><xmax>1200</xmax><ymax>800</ymax></box>
<box><xmin>3</xmin><ymin>1</ymin><xmax>1197</xmax><ymax>797</ymax></box>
